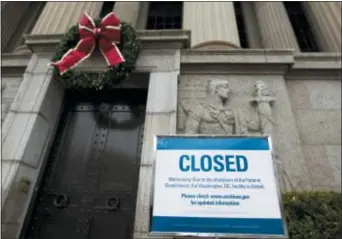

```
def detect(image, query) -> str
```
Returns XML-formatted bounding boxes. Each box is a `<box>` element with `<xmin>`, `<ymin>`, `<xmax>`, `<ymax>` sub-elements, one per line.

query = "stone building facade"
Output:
<box><xmin>1</xmin><ymin>1</ymin><xmax>341</xmax><ymax>239</ymax></box>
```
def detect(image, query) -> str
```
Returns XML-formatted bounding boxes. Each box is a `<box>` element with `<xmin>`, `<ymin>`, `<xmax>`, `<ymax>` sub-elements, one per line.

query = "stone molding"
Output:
<box><xmin>180</xmin><ymin>49</ymin><xmax>294</xmax><ymax>75</ymax></box>
<box><xmin>72</xmin><ymin>49</ymin><xmax>180</xmax><ymax>73</ymax></box>
<box><xmin>18</xmin><ymin>30</ymin><xmax>187</xmax><ymax>74</ymax></box>
<box><xmin>3</xmin><ymin>47</ymin><xmax>341</xmax><ymax>78</ymax></box>
<box><xmin>288</xmin><ymin>52</ymin><xmax>342</xmax><ymax>78</ymax></box>
<box><xmin>1</xmin><ymin>53</ymin><xmax>32</xmax><ymax>76</ymax></box>
<box><xmin>179</xmin><ymin>49</ymin><xmax>342</xmax><ymax>77</ymax></box>
<box><xmin>23</xmin><ymin>30</ymin><xmax>191</xmax><ymax>53</ymax></box>
<box><xmin>293</xmin><ymin>53</ymin><xmax>342</xmax><ymax>68</ymax></box>
<box><xmin>181</xmin><ymin>49</ymin><xmax>295</xmax><ymax>63</ymax></box>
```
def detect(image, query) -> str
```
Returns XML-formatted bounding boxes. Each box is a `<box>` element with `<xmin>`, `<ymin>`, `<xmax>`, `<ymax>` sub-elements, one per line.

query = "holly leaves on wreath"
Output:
<box><xmin>51</xmin><ymin>13</ymin><xmax>141</xmax><ymax>90</ymax></box>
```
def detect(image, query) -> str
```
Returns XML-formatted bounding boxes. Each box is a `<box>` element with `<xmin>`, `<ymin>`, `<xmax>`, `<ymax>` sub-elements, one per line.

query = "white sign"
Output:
<box><xmin>151</xmin><ymin>135</ymin><xmax>287</xmax><ymax>238</ymax></box>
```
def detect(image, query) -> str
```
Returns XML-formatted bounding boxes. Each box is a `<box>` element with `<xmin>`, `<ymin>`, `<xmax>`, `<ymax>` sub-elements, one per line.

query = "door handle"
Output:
<box><xmin>53</xmin><ymin>194</ymin><xmax>69</xmax><ymax>208</ymax></box>
<box><xmin>106</xmin><ymin>196</ymin><xmax>119</xmax><ymax>211</ymax></box>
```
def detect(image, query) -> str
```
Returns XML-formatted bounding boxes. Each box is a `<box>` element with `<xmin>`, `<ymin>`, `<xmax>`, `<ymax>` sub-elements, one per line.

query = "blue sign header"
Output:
<box><xmin>156</xmin><ymin>136</ymin><xmax>270</xmax><ymax>150</ymax></box>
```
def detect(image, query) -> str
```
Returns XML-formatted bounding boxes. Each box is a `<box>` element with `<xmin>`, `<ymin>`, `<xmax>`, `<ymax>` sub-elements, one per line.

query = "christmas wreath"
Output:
<box><xmin>50</xmin><ymin>12</ymin><xmax>141</xmax><ymax>90</ymax></box>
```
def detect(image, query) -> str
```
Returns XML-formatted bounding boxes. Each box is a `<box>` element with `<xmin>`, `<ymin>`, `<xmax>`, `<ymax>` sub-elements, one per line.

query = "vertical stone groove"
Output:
<box><xmin>302</xmin><ymin>2</ymin><xmax>342</xmax><ymax>52</ymax></box>
<box><xmin>183</xmin><ymin>2</ymin><xmax>240</xmax><ymax>49</ymax></box>
<box><xmin>241</xmin><ymin>2</ymin><xmax>262</xmax><ymax>48</ymax></box>
<box><xmin>254</xmin><ymin>2</ymin><xmax>300</xmax><ymax>50</ymax></box>
<box><xmin>113</xmin><ymin>2</ymin><xmax>140</xmax><ymax>28</ymax></box>
<box><xmin>1</xmin><ymin>2</ymin><xmax>30</xmax><ymax>51</ymax></box>
<box><xmin>31</xmin><ymin>2</ymin><xmax>103</xmax><ymax>35</ymax></box>
<box><xmin>136</xmin><ymin>2</ymin><xmax>149</xmax><ymax>29</ymax></box>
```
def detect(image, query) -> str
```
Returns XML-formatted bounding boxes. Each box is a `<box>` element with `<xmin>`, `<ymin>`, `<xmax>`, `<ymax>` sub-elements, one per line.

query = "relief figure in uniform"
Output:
<box><xmin>183</xmin><ymin>79</ymin><xmax>274</xmax><ymax>135</ymax></box>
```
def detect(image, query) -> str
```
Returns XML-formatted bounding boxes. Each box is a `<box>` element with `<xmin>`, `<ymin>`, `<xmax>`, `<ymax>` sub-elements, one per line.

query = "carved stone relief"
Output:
<box><xmin>179</xmin><ymin>79</ymin><xmax>275</xmax><ymax>135</ymax></box>
<box><xmin>178</xmin><ymin>78</ymin><xmax>295</xmax><ymax>191</ymax></box>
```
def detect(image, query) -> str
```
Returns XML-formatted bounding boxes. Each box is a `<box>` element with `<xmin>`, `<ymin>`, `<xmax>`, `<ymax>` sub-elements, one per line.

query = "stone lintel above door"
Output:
<box><xmin>24</xmin><ymin>30</ymin><xmax>191</xmax><ymax>54</ymax></box>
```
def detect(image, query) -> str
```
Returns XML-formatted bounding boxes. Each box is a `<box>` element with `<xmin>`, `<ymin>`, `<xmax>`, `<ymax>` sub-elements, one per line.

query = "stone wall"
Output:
<box><xmin>286</xmin><ymin>78</ymin><xmax>341</xmax><ymax>191</ymax></box>
<box><xmin>1</xmin><ymin>76</ymin><xmax>23</xmax><ymax>122</ymax></box>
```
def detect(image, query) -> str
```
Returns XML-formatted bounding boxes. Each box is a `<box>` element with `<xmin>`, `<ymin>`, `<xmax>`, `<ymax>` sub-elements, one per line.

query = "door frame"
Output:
<box><xmin>18</xmin><ymin>95</ymin><xmax>67</xmax><ymax>239</ymax></box>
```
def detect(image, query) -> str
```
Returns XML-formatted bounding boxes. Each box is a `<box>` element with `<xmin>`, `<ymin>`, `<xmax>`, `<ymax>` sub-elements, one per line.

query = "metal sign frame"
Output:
<box><xmin>149</xmin><ymin>134</ymin><xmax>289</xmax><ymax>239</ymax></box>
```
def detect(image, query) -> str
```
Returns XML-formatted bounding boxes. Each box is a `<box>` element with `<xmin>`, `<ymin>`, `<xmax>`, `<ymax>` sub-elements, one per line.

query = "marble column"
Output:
<box><xmin>183</xmin><ymin>2</ymin><xmax>241</xmax><ymax>49</ymax></box>
<box><xmin>136</xmin><ymin>2</ymin><xmax>149</xmax><ymax>29</ymax></box>
<box><xmin>1</xmin><ymin>2</ymin><xmax>30</xmax><ymax>51</ymax></box>
<box><xmin>31</xmin><ymin>1</ymin><xmax>103</xmax><ymax>34</ymax></box>
<box><xmin>10</xmin><ymin>2</ymin><xmax>46</xmax><ymax>54</ymax></box>
<box><xmin>240</xmin><ymin>2</ymin><xmax>262</xmax><ymax>48</ymax></box>
<box><xmin>113</xmin><ymin>2</ymin><xmax>140</xmax><ymax>28</ymax></box>
<box><xmin>254</xmin><ymin>2</ymin><xmax>300</xmax><ymax>51</ymax></box>
<box><xmin>302</xmin><ymin>2</ymin><xmax>342</xmax><ymax>52</ymax></box>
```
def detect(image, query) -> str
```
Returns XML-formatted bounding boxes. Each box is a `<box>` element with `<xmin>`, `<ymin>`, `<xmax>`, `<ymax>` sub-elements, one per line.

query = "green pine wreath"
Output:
<box><xmin>51</xmin><ymin>19</ymin><xmax>141</xmax><ymax>90</ymax></box>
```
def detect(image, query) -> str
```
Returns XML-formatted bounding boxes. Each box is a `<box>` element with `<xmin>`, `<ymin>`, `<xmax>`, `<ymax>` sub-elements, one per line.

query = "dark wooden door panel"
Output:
<box><xmin>48</xmin><ymin>111</ymin><xmax>97</xmax><ymax>190</ymax></box>
<box><xmin>24</xmin><ymin>89</ymin><xmax>146</xmax><ymax>239</ymax></box>
<box><xmin>88</xmin><ymin>213</ymin><xmax>131</xmax><ymax>239</ymax></box>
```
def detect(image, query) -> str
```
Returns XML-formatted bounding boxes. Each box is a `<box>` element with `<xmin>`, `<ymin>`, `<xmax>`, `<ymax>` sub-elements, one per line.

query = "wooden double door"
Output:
<box><xmin>23</xmin><ymin>89</ymin><xmax>146</xmax><ymax>239</ymax></box>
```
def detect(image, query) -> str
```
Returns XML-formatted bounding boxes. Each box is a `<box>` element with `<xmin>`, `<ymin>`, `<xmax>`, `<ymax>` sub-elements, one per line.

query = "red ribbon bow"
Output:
<box><xmin>51</xmin><ymin>12</ymin><xmax>125</xmax><ymax>75</ymax></box>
